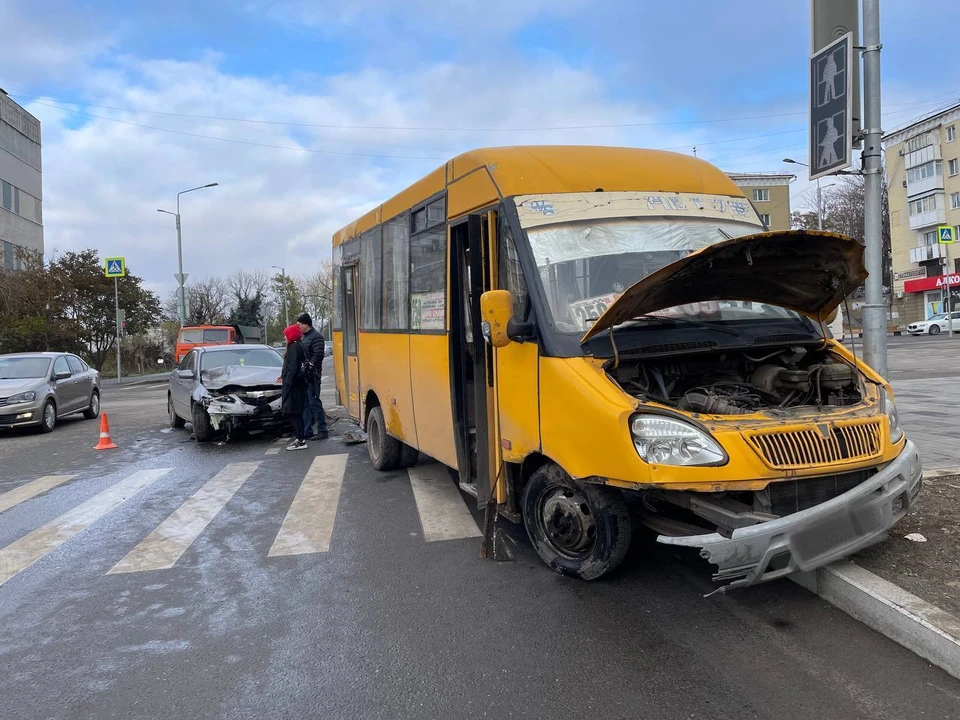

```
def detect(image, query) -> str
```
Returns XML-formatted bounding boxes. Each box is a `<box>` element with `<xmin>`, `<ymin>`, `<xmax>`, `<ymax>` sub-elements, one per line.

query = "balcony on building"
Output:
<box><xmin>910</xmin><ymin>243</ymin><xmax>947</xmax><ymax>264</ymax></box>
<box><xmin>908</xmin><ymin>192</ymin><xmax>946</xmax><ymax>230</ymax></box>
<box><xmin>905</xmin><ymin>158</ymin><xmax>945</xmax><ymax>199</ymax></box>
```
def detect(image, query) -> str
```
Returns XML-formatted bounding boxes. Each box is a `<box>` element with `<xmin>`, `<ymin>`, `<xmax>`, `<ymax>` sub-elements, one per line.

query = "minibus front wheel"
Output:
<box><xmin>522</xmin><ymin>464</ymin><xmax>632</xmax><ymax>580</ymax></box>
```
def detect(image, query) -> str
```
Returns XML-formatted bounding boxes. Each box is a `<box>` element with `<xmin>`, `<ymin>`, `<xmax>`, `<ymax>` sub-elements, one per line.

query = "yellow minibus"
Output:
<box><xmin>332</xmin><ymin>146</ymin><xmax>921</xmax><ymax>587</ymax></box>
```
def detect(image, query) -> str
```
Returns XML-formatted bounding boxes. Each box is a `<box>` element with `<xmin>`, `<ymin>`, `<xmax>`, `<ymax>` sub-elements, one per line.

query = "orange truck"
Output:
<box><xmin>174</xmin><ymin>325</ymin><xmax>262</xmax><ymax>363</ymax></box>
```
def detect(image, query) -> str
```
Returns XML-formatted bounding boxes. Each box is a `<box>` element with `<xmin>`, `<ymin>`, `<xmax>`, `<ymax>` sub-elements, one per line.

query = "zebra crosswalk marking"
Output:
<box><xmin>269</xmin><ymin>454</ymin><xmax>348</xmax><ymax>556</ymax></box>
<box><xmin>108</xmin><ymin>462</ymin><xmax>260</xmax><ymax>574</ymax></box>
<box><xmin>0</xmin><ymin>475</ymin><xmax>76</xmax><ymax>514</ymax></box>
<box><xmin>0</xmin><ymin>469</ymin><xmax>171</xmax><ymax>587</ymax></box>
<box><xmin>407</xmin><ymin>463</ymin><xmax>481</xmax><ymax>542</ymax></box>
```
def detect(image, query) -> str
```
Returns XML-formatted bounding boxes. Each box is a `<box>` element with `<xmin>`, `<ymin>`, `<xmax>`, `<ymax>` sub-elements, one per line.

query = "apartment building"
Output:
<box><xmin>0</xmin><ymin>89</ymin><xmax>43</xmax><ymax>270</ymax></box>
<box><xmin>727</xmin><ymin>172</ymin><xmax>795</xmax><ymax>230</ymax></box>
<box><xmin>884</xmin><ymin>101</ymin><xmax>960</xmax><ymax>323</ymax></box>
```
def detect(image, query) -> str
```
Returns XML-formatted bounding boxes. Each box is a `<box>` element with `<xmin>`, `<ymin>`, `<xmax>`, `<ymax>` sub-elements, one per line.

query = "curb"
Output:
<box><xmin>795</xmin><ymin>561</ymin><xmax>960</xmax><ymax>680</ymax></box>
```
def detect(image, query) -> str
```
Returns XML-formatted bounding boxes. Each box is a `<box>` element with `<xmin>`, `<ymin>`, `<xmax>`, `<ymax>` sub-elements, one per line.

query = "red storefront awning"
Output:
<box><xmin>903</xmin><ymin>273</ymin><xmax>960</xmax><ymax>293</ymax></box>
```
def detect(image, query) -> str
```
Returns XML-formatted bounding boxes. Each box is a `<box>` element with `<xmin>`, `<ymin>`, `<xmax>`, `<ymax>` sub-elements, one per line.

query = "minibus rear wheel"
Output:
<box><xmin>522</xmin><ymin>464</ymin><xmax>632</xmax><ymax>580</ymax></box>
<box><xmin>367</xmin><ymin>405</ymin><xmax>402</xmax><ymax>470</ymax></box>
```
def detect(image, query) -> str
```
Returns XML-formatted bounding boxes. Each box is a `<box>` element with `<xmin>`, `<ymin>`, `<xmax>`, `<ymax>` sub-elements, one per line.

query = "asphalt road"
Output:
<box><xmin>1</xmin><ymin>361</ymin><xmax>959</xmax><ymax>719</ymax></box>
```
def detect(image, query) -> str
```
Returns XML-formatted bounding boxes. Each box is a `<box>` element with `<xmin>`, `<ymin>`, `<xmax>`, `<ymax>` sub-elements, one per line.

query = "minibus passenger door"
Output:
<box><xmin>342</xmin><ymin>264</ymin><xmax>362</xmax><ymax>420</ymax></box>
<box><xmin>449</xmin><ymin>215</ymin><xmax>494</xmax><ymax>501</ymax></box>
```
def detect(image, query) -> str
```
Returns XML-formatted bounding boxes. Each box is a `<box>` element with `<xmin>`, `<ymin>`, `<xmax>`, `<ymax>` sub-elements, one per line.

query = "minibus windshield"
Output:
<box><xmin>525</xmin><ymin>215</ymin><xmax>766</xmax><ymax>333</ymax></box>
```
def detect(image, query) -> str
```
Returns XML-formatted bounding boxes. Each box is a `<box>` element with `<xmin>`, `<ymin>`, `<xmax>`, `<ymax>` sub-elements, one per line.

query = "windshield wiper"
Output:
<box><xmin>631</xmin><ymin>314</ymin><xmax>742</xmax><ymax>337</ymax></box>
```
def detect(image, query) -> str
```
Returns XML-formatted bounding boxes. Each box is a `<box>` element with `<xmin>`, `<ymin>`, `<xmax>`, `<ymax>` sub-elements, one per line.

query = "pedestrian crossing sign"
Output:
<box><xmin>104</xmin><ymin>257</ymin><xmax>127</xmax><ymax>277</ymax></box>
<box><xmin>938</xmin><ymin>225</ymin><xmax>955</xmax><ymax>244</ymax></box>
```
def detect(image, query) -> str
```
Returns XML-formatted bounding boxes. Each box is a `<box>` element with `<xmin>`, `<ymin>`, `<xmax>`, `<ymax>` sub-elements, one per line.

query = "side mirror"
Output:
<box><xmin>480</xmin><ymin>290</ymin><xmax>514</xmax><ymax>348</ymax></box>
<box><xmin>54</xmin><ymin>371</ymin><xmax>71</xmax><ymax>381</ymax></box>
<box><xmin>177</xmin><ymin>369</ymin><xmax>195</xmax><ymax>380</ymax></box>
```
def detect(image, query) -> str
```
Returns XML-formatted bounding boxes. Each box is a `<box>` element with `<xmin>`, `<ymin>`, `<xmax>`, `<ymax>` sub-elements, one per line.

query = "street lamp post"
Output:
<box><xmin>157</xmin><ymin>183</ymin><xmax>218</xmax><ymax>327</ymax></box>
<box><xmin>784</xmin><ymin>158</ymin><xmax>823</xmax><ymax>231</ymax></box>
<box><xmin>272</xmin><ymin>265</ymin><xmax>289</xmax><ymax>328</ymax></box>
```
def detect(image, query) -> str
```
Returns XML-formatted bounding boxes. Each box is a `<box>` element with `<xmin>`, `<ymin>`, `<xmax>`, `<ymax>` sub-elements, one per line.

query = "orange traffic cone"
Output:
<box><xmin>93</xmin><ymin>412</ymin><xmax>118</xmax><ymax>450</ymax></box>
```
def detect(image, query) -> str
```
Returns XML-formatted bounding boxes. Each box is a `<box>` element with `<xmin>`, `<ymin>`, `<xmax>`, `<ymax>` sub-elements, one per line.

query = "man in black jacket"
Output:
<box><xmin>296</xmin><ymin>312</ymin><xmax>328</xmax><ymax>440</ymax></box>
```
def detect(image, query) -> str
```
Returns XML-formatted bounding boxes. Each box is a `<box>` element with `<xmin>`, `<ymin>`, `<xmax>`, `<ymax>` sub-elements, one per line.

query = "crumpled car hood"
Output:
<box><xmin>200</xmin><ymin>365</ymin><xmax>280</xmax><ymax>390</ymax></box>
<box><xmin>580</xmin><ymin>230</ymin><xmax>867</xmax><ymax>343</ymax></box>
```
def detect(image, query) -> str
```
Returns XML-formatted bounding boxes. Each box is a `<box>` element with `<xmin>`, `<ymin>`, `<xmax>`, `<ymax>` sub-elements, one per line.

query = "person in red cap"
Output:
<box><xmin>281</xmin><ymin>324</ymin><xmax>309</xmax><ymax>450</ymax></box>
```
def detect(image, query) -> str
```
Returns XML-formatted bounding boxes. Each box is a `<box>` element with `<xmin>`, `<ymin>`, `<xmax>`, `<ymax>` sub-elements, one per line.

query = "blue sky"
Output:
<box><xmin>2</xmin><ymin>0</ymin><xmax>959</xmax><ymax>297</ymax></box>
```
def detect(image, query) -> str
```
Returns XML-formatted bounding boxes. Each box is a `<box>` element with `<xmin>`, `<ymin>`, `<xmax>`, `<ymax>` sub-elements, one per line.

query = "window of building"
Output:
<box><xmin>382</xmin><ymin>215</ymin><xmax>410</xmax><ymax>330</ymax></box>
<box><xmin>752</xmin><ymin>189</ymin><xmax>769</xmax><ymax>202</ymax></box>
<box><xmin>409</xmin><ymin>198</ymin><xmax>447</xmax><ymax>332</ymax></box>
<box><xmin>948</xmin><ymin>125</ymin><xmax>957</xmax><ymax>142</ymax></box>
<box><xmin>922</xmin><ymin>230</ymin><xmax>938</xmax><ymax>246</ymax></box>
<box><xmin>951</xmin><ymin>159</ymin><xmax>960</xmax><ymax>177</ymax></box>
<box><xmin>906</xmin><ymin>160</ymin><xmax>943</xmax><ymax>183</ymax></box>
<box><xmin>909</xmin><ymin>194</ymin><xmax>941</xmax><ymax>216</ymax></box>
<box><xmin>1</xmin><ymin>181</ymin><xmax>11</xmax><ymax>211</ymax></box>
<box><xmin>952</xmin><ymin>192</ymin><xmax>960</xmax><ymax>210</ymax></box>
<box><xmin>759</xmin><ymin>214</ymin><xmax>771</xmax><ymax>227</ymax></box>
<box><xmin>359</xmin><ymin>227</ymin><xmax>382</xmax><ymax>330</ymax></box>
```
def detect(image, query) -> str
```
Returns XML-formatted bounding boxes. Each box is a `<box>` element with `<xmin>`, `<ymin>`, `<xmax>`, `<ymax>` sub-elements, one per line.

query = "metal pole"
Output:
<box><xmin>861</xmin><ymin>0</ymin><xmax>887</xmax><ymax>376</ymax></box>
<box><xmin>176</xmin><ymin>210</ymin><xmax>186</xmax><ymax>327</ymax></box>
<box><xmin>947</xmin><ymin>244</ymin><xmax>954</xmax><ymax>338</ymax></box>
<box><xmin>816</xmin><ymin>178</ymin><xmax>823</xmax><ymax>230</ymax></box>
<box><xmin>282</xmin><ymin>268</ymin><xmax>289</xmax><ymax>327</ymax></box>
<box><xmin>115</xmin><ymin>276</ymin><xmax>122</xmax><ymax>383</ymax></box>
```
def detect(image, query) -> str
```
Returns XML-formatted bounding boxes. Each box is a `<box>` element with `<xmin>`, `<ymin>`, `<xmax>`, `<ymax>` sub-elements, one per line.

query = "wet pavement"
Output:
<box><xmin>1</xmin><ymin>356</ymin><xmax>959</xmax><ymax>719</ymax></box>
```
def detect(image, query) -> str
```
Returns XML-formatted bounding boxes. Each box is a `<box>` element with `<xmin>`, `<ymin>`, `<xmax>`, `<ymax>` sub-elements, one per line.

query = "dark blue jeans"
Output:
<box><xmin>302</xmin><ymin>381</ymin><xmax>327</xmax><ymax>436</ymax></box>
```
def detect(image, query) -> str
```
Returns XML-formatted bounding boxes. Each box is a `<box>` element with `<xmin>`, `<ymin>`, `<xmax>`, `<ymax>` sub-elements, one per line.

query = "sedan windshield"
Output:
<box><xmin>0</xmin><ymin>357</ymin><xmax>51</xmax><ymax>379</ymax></box>
<box><xmin>200</xmin><ymin>349</ymin><xmax>282</xmax><ymax>372</ymax></box>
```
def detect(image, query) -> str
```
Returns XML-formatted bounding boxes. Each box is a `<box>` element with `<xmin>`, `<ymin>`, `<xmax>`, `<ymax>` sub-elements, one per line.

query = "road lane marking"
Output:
<box><xmin>0</xmin><ymin>469</ymin><xmax>171</xmax><ymax>587</ymax></box>
<box><xmin>0</xmin><ymin>475</ymin><xmax>75</xmax><ymax>514</ymax></box>
<box><xmin>268</xmin><ymin>454</ymin><xmax>348</xmax><ymax>556</ymax></box>
<box><xmin>407</xmin><ymin>463</ymin><xmax>481</xmax><ymax>542</ymax></box>
<box><xmin>108</xmin><ymin>462</ymin><xmax>260</xmax><ymax>574</ymax></box>
<box><xmin>274</xmin><ymin>437</ymin><xmax>287</xmax><ymax>445</ymax></box>
<box><xmin>265</xmin><ymin>447</ymin><xmax>281</xmax><ymax>456</ymax></box>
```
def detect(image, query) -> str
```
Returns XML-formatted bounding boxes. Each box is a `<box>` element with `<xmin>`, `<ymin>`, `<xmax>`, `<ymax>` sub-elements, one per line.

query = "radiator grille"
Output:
<box><xmin>747</xmin><ymin>420</ymin><xmax>883</xmax><ymax>470</ymax></box>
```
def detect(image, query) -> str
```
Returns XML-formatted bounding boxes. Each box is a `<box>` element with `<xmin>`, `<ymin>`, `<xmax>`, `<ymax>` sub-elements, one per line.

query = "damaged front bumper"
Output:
<box><xmin>657</xmin><ymin>440</ymin><xmax>923</xmax><ymax>589</ymax></box>
<box><xmin>202</xmin><ymin>393</ymin><xmax>283</xmax><ymax>432</ymax></box>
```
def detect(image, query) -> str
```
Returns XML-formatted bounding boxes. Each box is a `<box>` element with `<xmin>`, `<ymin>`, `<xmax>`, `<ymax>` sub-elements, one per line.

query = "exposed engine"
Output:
<box><xmin>612</xmin><ymin>346</ymin><xmax>862</xmax><ymax>414</ymax></box>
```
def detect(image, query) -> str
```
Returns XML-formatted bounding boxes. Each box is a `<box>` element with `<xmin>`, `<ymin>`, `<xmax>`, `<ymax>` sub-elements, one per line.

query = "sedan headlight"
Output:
<box><xmin>882</xmin><ymin>388</ymin><xmax>904</xmax><ymax>443</ymax></box>
<box><xmin>6</xmin><ymin>391</ymin><xmax>37</xmax><ymax>404</ymax></box>
<box><xmin>630</xmin><ymin>415</ymin><xmax>727</xmax><ymax>466</ymax></box>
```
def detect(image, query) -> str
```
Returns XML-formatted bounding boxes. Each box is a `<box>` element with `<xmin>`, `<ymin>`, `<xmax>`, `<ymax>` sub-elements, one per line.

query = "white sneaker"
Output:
<box><xmin>286</xmin><ymin>440</ymin><xmax>307</xmax><ymax>451</ymax></box>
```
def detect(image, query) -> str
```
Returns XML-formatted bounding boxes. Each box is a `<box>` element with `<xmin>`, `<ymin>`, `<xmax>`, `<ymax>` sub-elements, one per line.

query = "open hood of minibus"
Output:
<box><xmin>579</xmin><ymin>230</ymin><xmax>867</xmax><ymax>344</ymax></box>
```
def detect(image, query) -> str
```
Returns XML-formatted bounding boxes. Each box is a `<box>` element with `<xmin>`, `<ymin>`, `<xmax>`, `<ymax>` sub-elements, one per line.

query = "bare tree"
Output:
<box><xmin>227</xmin><ymin>269</ymin><xmax>270</xmax><ymax>304</ymax></box>
<box><xmin>300</xmin><ymin>261</ymin><xmax>334</xmax><ymax>332</ymax></box>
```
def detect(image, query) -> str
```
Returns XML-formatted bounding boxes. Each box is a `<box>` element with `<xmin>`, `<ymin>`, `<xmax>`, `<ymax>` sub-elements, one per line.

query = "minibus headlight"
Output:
<box><xmin>882</xmin><ymin>388</ymin><xmax>904</xmax><ymax>443</ymax></box>
<box><xmin>630</xmin><ymin>415</ymin><xmax>727</xmax><ymax>466</ymax></box>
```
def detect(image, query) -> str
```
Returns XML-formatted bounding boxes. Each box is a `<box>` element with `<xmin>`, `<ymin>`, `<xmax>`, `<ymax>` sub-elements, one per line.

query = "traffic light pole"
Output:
<box><xmin>861</xmin><ymin>0</ymin><xmax>888</xmax><ymax>377</ymax></box>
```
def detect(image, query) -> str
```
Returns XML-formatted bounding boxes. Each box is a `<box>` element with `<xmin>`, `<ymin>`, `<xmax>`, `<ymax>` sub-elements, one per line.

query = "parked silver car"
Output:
<box><xmin>167</xmin><ymin>344</ymin><xmax>285</xmax><ymax>442</ymax></box>
<box><xmin>0</xmin><ymin>352</ymin><xmax>101</xmax><ymax>433</ymax></box>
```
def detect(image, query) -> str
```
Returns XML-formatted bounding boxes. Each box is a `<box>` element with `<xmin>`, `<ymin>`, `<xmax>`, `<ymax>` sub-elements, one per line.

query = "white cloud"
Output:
<box><xmin>0</xmin><ymin>0</ymin><xmax>112</xmax><ymax>86</ymax></box>
<box><xmin>31</xmin><ymin>52</ymin><xmax>705</xmax><ymax>301</ymax></box>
